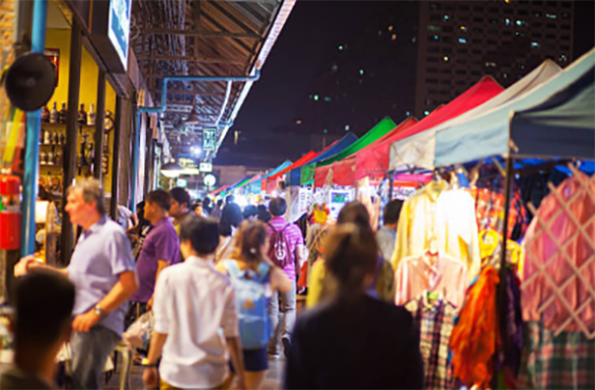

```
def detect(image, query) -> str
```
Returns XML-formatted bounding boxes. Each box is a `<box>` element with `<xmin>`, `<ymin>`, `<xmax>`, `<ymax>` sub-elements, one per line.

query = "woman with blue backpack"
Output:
<box><xmin>216</xmin><ymin>221</ymin><xmax>291</xmax><ymax>390</ymax></box>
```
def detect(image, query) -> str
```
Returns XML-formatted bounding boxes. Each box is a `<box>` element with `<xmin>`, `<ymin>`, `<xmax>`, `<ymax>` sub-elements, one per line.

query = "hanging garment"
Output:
<box><xmin>522</xmin><ymin>171</ymin><xmax>595</xmax><ymax>337</ymax></box>
<box><xmin>406</xmin><ymin>294</ymin><xmax>456</xmax><ymax>390</ymax></box>
<box><xmin>450</xmin><ymin>266</ymin><xmax>501</xmax><ymax>389</ymax></box>
<box><xmin>479</xmin><ymin>229</ymin><xmax>524</xmax><ymax>278</ymax></box>
<box><xmin>517</xmin><ymin>321</ymin><xmax>595</xmax><ymax>390</ymax></box>
<box><xmin>395</xmin><ymin>252</ymin><xmax>467</xmax><ymax>309</ymax></box>
<box><xmin>391</xmin><ymin>181</ymin><xmax>448</xmax><ymax>269</ymax></box>
<box><xmin>435</xmin><ymin>189</ymin><xmax>482</xmax><ymax>282</ymax></box>
<box><xmin>468</xmin><ymin>188</ymin><xmax>528</xmax><ymax>240</ymax></box>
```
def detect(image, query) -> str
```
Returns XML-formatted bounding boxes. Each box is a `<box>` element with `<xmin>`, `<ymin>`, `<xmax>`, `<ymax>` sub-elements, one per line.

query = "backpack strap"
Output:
<box><xmin>255</xmin><ymin>262</ymin><xmax>271</xmax><ymax>283</ymax></box>
<box><xmin>224</xmin><ymin>260</ymin><xmax>241</xmax><ymax>279</ymax></box>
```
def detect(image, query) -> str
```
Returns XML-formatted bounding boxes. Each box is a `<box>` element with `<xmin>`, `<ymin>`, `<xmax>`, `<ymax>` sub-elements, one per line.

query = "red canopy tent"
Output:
<box><xmin>210</xmin><ymin>184</ymin><xmax>229</xmax><ymax>196</ymax></box>
<box><xmin>354</xmin><ymin>76</ymin><xmax>504</xmax><ymax>181</ymax></box>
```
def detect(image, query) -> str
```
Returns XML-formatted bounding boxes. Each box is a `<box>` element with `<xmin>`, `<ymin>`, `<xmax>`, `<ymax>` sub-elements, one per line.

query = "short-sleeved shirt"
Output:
<box><xmin>153</xmin><ymin>256</ymin><xmax>238</xmax><ymax>389</ymax></box>
<box><xmin>130</xmin><ymin>217</ymin><xmax>180</xmax><ymax>303</ymax></box>
<box><xmin>266</xmin><ymin>216</ymin><xmax>304</xmax><ymax>281</ymax></box>
<box><xmin>68</xmin><ymin>216</ymin><xmax>136</xmax><ymax>337</ymax></box>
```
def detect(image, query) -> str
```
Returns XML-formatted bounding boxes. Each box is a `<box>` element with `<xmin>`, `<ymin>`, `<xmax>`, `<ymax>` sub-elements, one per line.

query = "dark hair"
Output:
<box><xmin>232</xmin><ymin>221</ymin><xmax>268</xmax><ymax>264</ymax></box>
<box><xmin>269</xmin><ymin>197</ymin><xmax>287</xmax><ymax>217</ymax></box>
<box><xmin>217</xmin><ymin>199</ymin><xmax>224</xmax><ymax>207</ymax></box>
<box><xmin>203</xmin><ymin>198</ymin><xmax>213</xmax><ymax>213</ymax></box>
<box><xmin>147</xmin><ymin>189</ymin><xmax>172</xmax><ymax>212</ymax></box>
<box><xmin>180</xmin><ymin>216</ymin><xmax>220</xmax><ymax>255</ymax></box>
<box><xmin>325</xmin><ymin>223</ymin><xmax>378</xmax><ymax>295</ymax></box>
<box><xmin>219</xmin><ymin>203</ymin><xmax>243</xmax><ymax>237</ymax></box>
<box><xmin>337</xmin><ymin>201</ymin><xmax>370</xmax><ymax>227</ymax></box>
<box><xmin>257</xmin><ymin>205</ymin><xmax>271</xmax><ymax>223</ymax></box>
<box><xmin>225</xmin><ymin>195</ymin><xmax>235</xmax><ymax>205</ymax></box>
<box><xmin>243</xmin><ymin>205</ymin><xmax>258</xmax><ymax>219</ymax></box>
<box><xmin>383</xmin><ymin>200</ymin><xmax>404</xmax><ymax>225</ymax></box>
<box><xmin>170</xmin><ymin>187</ymin><xmax>191</xmax><ymax>210</ymax></box>
<box><xmin>12</xmin><ymin>270</ymin><xmax>75</xmax><ymax>348</ymax></box>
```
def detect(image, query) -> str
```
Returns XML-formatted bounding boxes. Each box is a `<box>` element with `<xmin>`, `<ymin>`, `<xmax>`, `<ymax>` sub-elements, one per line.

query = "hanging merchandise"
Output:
<box><xmin>391</xmin><ymin>178</ymin><xmax>481</xmax><ymax>282</ymax></box>
<box><xmin>450</xmin><ymin>266</ymin><xmax>501</xmax><ymax>389</ymax></box>
<box><xmin>479</xmin><ymin>228</ymin><xmax>524</xmax><ymax>277</ymax></box>
<box><xmin>405</xmin><ymin>294</ymin><xmax>456</xmax><ymax>390</ymax></box>
<box><xmin>0</xmin><ymin>175</ymin><xmax>21</xmax><ymax>250</ymax></box>
<box><xmin>521</xmin><ymin>170</ymin><xmax>595</xmax><ymax>337</ymax></box>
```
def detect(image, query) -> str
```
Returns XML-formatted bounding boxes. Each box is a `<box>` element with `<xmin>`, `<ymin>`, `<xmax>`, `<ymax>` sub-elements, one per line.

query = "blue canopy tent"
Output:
<box><xmin>289</xmin><ymin>132</ymin><xmax>358</xmax><ymax>186</ymax></box>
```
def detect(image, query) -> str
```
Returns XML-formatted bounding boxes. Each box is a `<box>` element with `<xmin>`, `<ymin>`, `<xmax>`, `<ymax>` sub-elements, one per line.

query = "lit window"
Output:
<box><xmin>412</xmin><ymin>36</ymin><xmax>417</xmax><ymax>43</ymax></box>
<box><xmin>424</xmin><ymin>110</ymin><xmax>430</xmax><ymax>116</ymax></box>
<box><xmin>296</xmin><ymin>120</ymin><xmax>302</xmax><ymax>125</ymax></box>
<box><xmin>405</xmin><ymin>111</ymin><xmax>411</xmax><ymax>116</ymax></box>
<box><xmin>516</xmin><ymin>19</ymin><xmax>527</xmax><ymax>26</ymax></box>
<box><xmin>391</xmin><ymin>34</ymin><xmax>397</xmax><ymax>41</ymax></box>
<box><xmin>485</xmin><ymin>62</ymin><xmax>497</xmax><ymax>67</ymax></box>
<box><xmin>324</xmin><ymin>96</ymin><xmax>332</xmax><ymax>102</ymax></box>
<box><xmin>458</xmin><ymin>38</ymin><xmax>467</xmax><ymax>44</ymax></box>
<box><xmin>460</xmin><ymin>25</ymin><xmax>467</xmax><ymax>31</ymax></box>
<box><xmin>338</xmin><ymin>45</ymin><xmax>344</xmax><ymax>51</ymax></box>
<box><xmin>505</xmin><ymin>0</ymin><xmax>511</xmax><ymax>3</ymax></box>
<box><xmin>503</xmin><ymin>73</ymin><xmax>508</xmax><ymax>79</ymax></box>
<box><xmin>359</xmin><ymin>69</ymin><xmax>365</xmax><ymax>76</ymax></box>
<box><xmin>443</xmin><ymin>56</ymin><xmax>450</xmax><ymax>62</ymax></box>
<box><xmin>331</xmin><ymin>64</ymin><xmax>338</xmax><ymax>71</ymax></box>
<box><xmin>345</xmin><ymin>125</ymin><xmax>350</xmax><ymax>131</ymax></box>
<box><xmin>504</xmin><ymin>18</ymin><xmax>511</xmax><ymax>26</ymax></box>
<box><xmin>313</xmin><ymin>95</ymin><xmax>319</xmax><ymax>101</ymax></box>
<box><xmin>388</xmin><ymin>25</ymin><xmax>394</xmax><ymax>31</ymax></box>
<box><xmin>323</xmin><ymin>129</ymin><xmax>328</xmax><ymax>134</ymax></box>
<box><xmin>560</xmin><ymin>54</ymin><xmax>567</xmax><ymax>62</ymax></box>
<box><xmin>428</xmin><ymin>25</ymin><xmax>441</xmax><ymax>32</ymax></box>
<box><xmin>444</xmin><ymin>15</ymin><xmax>450</xmax><ymax>21</ymax></box>
<box><xmin>546</xmin><ymin>13</ymin><xmax>557</xmax><ymax>19</ymax></box>
<box><xmin>531</xmin><ymin>42</ymin><xmax>541</xmax><ymax>49</ymax></box>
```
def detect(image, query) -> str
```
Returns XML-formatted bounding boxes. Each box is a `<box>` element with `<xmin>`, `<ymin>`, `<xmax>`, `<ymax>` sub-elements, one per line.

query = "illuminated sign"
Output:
<box><xmin>176</xmin><ymin>179</ymin><xmax>188</xmax><ymax>188</ymax></box>
<box><xmin>203</xmin><ymin>174</ymin><xmax>217</xmax><ymax>187</ymax></box>
<box><xmin>107</xmin><ymin>0</ymin><xmax>132</xmax><ymax>70</ymax></box>
<box><xmin>200</xmin><ymin>162</ymin><xmax>213</xmax><ymax>172</ymax></box>
<box><xmin>202</xmin><ymin>128</ymin><xmax>216</xmax><ymax>151</ymax></box>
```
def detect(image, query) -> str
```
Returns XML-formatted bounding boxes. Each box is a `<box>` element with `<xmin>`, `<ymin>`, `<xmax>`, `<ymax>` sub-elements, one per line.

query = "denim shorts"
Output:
<box><xmin>230</xmin><ymin>347</ymin><xmax>269</xmax><ymax>372</ymax></box>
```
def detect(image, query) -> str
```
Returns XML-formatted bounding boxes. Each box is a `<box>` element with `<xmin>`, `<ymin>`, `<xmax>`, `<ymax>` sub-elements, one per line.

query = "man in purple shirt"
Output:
<box><xmin>15</xmin><ymin>178</ymin><xmax>138</xmax><ymax>389</ymax></box>
<box><xmin>266</xmin><ymin>197</ymin><xmax>306</xmax><ymax>359</ymax></box>
<box><xmin>129</xmin><ymin>190</ymin><xmax>180</xmax><ymax>322</ymax></box>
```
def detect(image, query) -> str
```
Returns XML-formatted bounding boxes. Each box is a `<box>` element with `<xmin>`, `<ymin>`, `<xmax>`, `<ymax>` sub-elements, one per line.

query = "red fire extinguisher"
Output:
<box><xmin>0</xmin><ymin>174</ymin><xmax>21</xmax><ymax>250</ymax></box>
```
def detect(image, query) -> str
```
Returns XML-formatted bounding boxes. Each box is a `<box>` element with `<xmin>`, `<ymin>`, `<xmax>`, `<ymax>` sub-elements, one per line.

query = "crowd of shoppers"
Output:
<box><xmin>8</xmin><ymin>180</ymin><xmax>423</xmax><ymax>390</ymax></box>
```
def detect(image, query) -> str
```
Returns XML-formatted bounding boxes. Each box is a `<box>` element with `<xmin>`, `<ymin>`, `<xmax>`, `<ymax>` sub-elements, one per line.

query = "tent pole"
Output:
<box><xmin>388</xmin><ymin>170</ymin><xmax>394</xmax><ymax>200</ymax></box>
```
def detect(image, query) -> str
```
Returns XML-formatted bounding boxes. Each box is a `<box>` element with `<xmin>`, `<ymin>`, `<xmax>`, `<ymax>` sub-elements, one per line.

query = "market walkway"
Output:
<box><xmin>104</xmin><ymin>358</ymin><xmax>285</xmax><ymax>390</ymax></box>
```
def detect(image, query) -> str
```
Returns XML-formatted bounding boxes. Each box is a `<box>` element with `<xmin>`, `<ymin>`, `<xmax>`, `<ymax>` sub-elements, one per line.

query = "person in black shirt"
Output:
<box><xmin>284</xmin><ymin>222</ymin><xmax>423</xmax><ymax>390</ymax></box>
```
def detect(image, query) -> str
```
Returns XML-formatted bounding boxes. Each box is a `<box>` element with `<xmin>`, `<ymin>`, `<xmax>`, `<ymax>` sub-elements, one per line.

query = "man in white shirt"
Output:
<box><xmin>376</xmin><ymin>200</ymin><xmax>403</xmax><ymax>261</ymax></box>
<box><xmin>142</xmin><ymin>217</ymin><xmax>246</xmax><ymax>390</ymax></box>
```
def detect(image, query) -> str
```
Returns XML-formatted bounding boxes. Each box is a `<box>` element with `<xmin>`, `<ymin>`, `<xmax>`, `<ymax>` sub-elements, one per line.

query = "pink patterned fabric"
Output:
<box><xmin>522</xmin><ymin>172</ymin><xmax>595</xmax><ymax>336</ymax></box>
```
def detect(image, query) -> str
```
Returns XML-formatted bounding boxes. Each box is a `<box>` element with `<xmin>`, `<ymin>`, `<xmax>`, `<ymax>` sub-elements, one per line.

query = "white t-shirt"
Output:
<box><xmin>153</xmin><ymin>256</ymin><xmax>239</xmax><ymax>388</ymax></box>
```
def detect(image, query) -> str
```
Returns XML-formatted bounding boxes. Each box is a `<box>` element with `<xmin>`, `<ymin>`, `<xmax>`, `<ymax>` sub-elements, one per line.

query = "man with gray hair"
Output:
<box><xmin>16</xmin><ymin>178</ymin><xmax>138</xmax><ymax>389</ymax></box>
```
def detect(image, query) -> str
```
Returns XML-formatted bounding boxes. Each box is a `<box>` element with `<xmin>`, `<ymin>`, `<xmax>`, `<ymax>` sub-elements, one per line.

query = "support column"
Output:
<box><xmin>93</xmin><ymin>69</ymin><xmax>106</xmax><ymax>180</ymax></box>
<box><xmin>60</xmin><ymin>19</ymin><xmax>82</xmax><ymax>265</ymax></box>
<box><xmin>110</xmin><ymin>96</ymin><xmax>122</xmax><ymax>221</ymax></box>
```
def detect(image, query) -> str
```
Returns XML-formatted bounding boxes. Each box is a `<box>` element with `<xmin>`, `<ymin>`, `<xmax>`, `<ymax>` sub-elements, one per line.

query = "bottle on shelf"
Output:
<box><xmin>44</xmin><ymin>129</ymin><xmax>51</xmax><ymax>145</ymax></box>
<box><xmin>87</xmin><ymin>104</ymin><xmax>96</xmax><ymax>126</ymax></box>
<box><xmin>59</xmin><ymin>103</ymin><xmax>68</xmax><ymax>124</ymax></box>
<box><xmin>78</xmin><ymin>104</ymin><xmax>87</xmax><ymax>125</ymax></box>
<box><xmin>49</xmin><ymin>102</ymin><xmax>58</xmax><ymax>124</ymax></box>
<box><xmin>40</xmin><ymin>151</ymin><xmax>47</xmax><ymax>164</ymax></box>
<box><xmin>60</xmin><ymin>133</ymin><xmax>66</xmax><ymax>145</ymax></box>
<box><xmin>54</xmin><ymin>150</ymin><xmax>61</xmax><ymax>165</ymax></box>
<box><xmin>41</xmin><ymin>105</ymin><xmax>50</xmax><ymax>123</ymax></box>
<box><xmin>48</xmin><ymin>150</ymin><xmax>54</xmax><ymax>165</ymax></box>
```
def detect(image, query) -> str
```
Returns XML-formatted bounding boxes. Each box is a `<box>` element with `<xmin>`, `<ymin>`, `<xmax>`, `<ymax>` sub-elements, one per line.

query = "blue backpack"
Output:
<box><xmin>224</xmin><ymin>260</ymin><xmax>273</xmax><ymax>350</ymax></box>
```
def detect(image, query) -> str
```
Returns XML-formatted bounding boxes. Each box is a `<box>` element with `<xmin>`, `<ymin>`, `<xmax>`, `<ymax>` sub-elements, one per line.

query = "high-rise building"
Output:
<box><xmin>293</xmin><ymin>0</ymin><xmax>574</xmax><ymax>141</ymax></box>
<box><xmin>415</xmin><ymin>0</ymin><xmax>574</xmax><ymax>117</ymax></box>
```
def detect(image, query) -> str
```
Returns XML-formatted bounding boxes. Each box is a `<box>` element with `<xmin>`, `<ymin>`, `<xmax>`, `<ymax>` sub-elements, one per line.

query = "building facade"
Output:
<box><xmin>415</xmin><ymin>0</ymin><xmax>574</xmax><ymax>117</ymax></box>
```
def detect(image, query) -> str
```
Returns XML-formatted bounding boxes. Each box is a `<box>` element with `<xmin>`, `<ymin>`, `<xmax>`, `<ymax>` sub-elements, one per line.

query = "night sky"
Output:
<box><xmin>215</xmin><ymin>0</ymin><xmax>595</xmax><ymax>169</ymax></box>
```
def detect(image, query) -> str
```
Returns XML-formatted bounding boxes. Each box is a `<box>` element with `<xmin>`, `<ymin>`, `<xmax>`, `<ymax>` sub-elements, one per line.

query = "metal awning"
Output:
<box><xmin>131</xmin><ymin>0</ymin><xmax>295</xmax><ymax>158</ymax></box>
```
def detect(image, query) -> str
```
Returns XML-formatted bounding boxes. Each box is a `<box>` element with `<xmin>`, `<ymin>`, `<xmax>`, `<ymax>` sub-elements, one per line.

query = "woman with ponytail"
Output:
<box><xmin>284</xmin><ymin>223</ymin><xmax>423</xmax><ymax>389</ymax></box>
<box><xmin>216</xmin><ymin>221</ymin><xmax>291</xmax><ymax>389</ymax></box>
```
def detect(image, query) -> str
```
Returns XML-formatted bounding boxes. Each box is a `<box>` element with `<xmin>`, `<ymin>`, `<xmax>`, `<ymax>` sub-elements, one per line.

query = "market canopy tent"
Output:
<box><xmin>435</xmin><ymin>49</ymin><xmax>595</xmax><ymax>167</ymax></box>
<box><xmin>264</xmin><ymin>151</ymin><xmax>318</xmax><ymax>193</ymax></box>
<box><xmin>291</xmin><ymin>132</ymin><xmax>358</xmax><ymax>186</ymax></box>
<box><xmin>259</xmin><ymin>160</ymin><xmax>293</xmax><ymax>191</ymax></box>
<box><xmin>353</xmin><ymin>117</ymin><xmax>419</xmax><ymax>182</ymax></box>
<box><xmin>389</xmin><ymin>59</ymin><xmax>563</xmax><ymax>170</ymax></box>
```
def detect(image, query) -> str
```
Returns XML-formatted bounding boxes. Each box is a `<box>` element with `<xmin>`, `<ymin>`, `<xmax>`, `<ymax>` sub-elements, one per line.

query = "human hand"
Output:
<box><xmin>142</xmin><ymin>367</ymin><xmax>159</xmax><ymax>389</ymax></box>
<box><xmin>72</xmin><ymin>310</ymin><xmax>101</xmax><ymax>332</ymax></box>
<box><xmin>14</xmin><ymin>255</ymin><xmax>41</xmax><ymax>276</ymax></box>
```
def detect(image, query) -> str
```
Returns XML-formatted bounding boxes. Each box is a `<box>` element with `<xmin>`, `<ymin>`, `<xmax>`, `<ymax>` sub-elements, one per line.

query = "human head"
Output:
<box><xmin>169</xmin><ymin>187</ymin><xmax>191</xmax><ymax>219</ymax></box>
<box><xmin>219</xmin><ymin>203</ymin><xmax>243</xmax><ymax>237</ymax></box>
<box><xmin>383</xmin><ymin>199</ymin><xmax>403</xmax><ymax>228</ymax></box>
<box><xmin>202</xmin><ymin>198</ymin><xmax>213</xmax><ymax>213</ymax></box>
<box><xmin>232</xmin><ymin>221</ymin><xmax>269</xmax><ymax>263</ymax></box>
<box><xmin>191</xmin><ymin>202</ymin><xmax>204</xmax><ymax>217</ymax></box>
<box><xmin>11</xmin><ymin>269</ymin><xmax>75</xmax><ymax>351</ymax></box>
<box><xmin>179</xmin><ymin>216</ymin><xmax>219</xmax><ymax>259</ymax></box>
<box><xmin>337</xmin><ymin>201</ymin><xmax>370</xmax><ymax>227</ymax></box>
<box><xmin>225</xmin><ymin>195</ymin><xmax>235</xmax><ymax>205</ymax></box>
<box><xmin>144</xmin><ymin>190</ymin><xmax>172</xmax><ymax>223</ymax></box>
<box><xmin>243</xmin><ymin>205</ymin><xmax>258</xmax><ymax>222</ymax></box>
<box><xmin>325</xmin><ymin>223</ymin><xmax>378</xmax><ymax>295</ymax></box>
<box><xmin>257</xmin><ymin>205</ymin><xmax>271</xmax><ymax>223</ymax></box>
<box><xmin>269</xmin><ymin>197</ymin><xmax>287</xmax><ymax>217</ymax></box>
<box><xmin>65</xmin><ymin>178</ymin><xmax>106</xmax><ymax>229</ymax></box>
<box><xmin>217</xmin><ymin>199</ymin><xmax>224</xmax><ymax>208</ymax></box>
